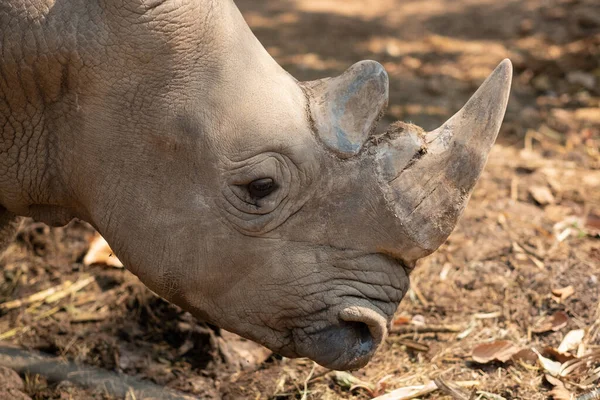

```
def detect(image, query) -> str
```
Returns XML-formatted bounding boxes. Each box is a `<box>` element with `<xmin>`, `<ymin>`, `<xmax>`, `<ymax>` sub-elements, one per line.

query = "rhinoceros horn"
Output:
<box><xmin>377</xmin><ymin>59</ymin><xmax>513</xmax><ymax>259</ymax></box>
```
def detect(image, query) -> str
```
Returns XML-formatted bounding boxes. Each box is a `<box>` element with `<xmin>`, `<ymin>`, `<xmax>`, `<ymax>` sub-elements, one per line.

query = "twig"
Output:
<box><xmin>0</xmin><ymin>326</ymin><xmax>31</xmax><ymax>341</ymax></box>
<box><xmin>372</xmin><ymin>380</ymin><xmax>438</xmax><ymax>400</ymax></box>
<box><xmin>561</xmin><ymin>350</ymin><xmax>600</xmax><ymax>378</ymax></box>
<box><xmin>410</xmin><ymin>281</ymin><xmax>429</xmax><ymax>307</ymax></box>
<box><xmin>0</xmin><ymin>281</ymin><xmax>74</xmax><ymax>311</ymax></box>
<box><xmin>301</xmin><ymin>362</ymin><xmax>317</xmax><ymax>400</ymax></box>
<box><xmin>584</xmin><ymin>299</ymin><xmax>600</xmax><ymax>348</ymax></box>
<box><xmin>476</xmin><ymin>391</ymin><xmax>507</xmax><ymax>400</ymax></box>
<box><xmin>372</xmin><ymin>380</ymin><xmax>479</xmax><ymax>400</ymax></box>
<box><xmin>434</xmin><ymin>377</ymin><xmax>470</xmax><ymax>400</ymax></box>
<box><xmin>70</xmin><ymin>311</ymin><xmax>109</xmax><ymax>323</ymax></box>
<box><xmin>126</xmin><ymin>388</ymin><xmax>138</xmax><ymax>400</ymax></box>
<box><xmin>44</xmin><ymin>276</ymin><xmax>95</xmax><ymax>303</ymax></box>
<box><xmin>387</xmin><ymin>338</ymin><xmax>429</xmax><ymax>352</ymax></box>
<box><xmin>391</xmin><ymin>324</ymin><xmax>464</xmax><ymax>334</ymax></box>
<box><xmin>0</xmin><ymin>305</ymin><xmax>61</xmax><ymax>340</ymax></box>
<box><xmin>307</xmin><ymin>369</ymin><xmax>331</xmax><ymax>383</ymax></box>
<box><xmin>474</xmin><ymin>312</ymin><xmax>503</xmax><ymax>319</ymax></box>
<box><xmin>578</xmin><ymin>388</ymin><xmax>600</xmax><ymax>400</ymax></box>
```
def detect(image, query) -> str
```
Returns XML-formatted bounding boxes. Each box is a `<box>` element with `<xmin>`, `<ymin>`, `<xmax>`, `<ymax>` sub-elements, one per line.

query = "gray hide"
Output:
<box><xmin>0</xmin><ymin>0</ymin><xmax>512</xmax><ymax>370</ymax></box>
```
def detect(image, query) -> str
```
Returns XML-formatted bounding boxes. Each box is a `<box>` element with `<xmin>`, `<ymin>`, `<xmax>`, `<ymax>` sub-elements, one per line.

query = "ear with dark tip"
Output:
<box><xmin>305</xmin><ymin>61</ymin><xmax>389</xmax><ymax>158</ymax></box>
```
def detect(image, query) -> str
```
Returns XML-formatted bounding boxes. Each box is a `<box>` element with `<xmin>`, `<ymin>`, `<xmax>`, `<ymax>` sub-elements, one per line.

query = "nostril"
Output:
<box><xmin>345</xmin><ymin>321</ymin><xmax>374</xmax><ymax>354</ymax></box>
<box><xmin>338</xmin><ymin>306</ymin><xmax>388</xmax><ymax>349</ymax></box>
<box><xmin>300</xmin><ymin>307</ymin><xmax>388</xmax><ymax>370</ymax></box>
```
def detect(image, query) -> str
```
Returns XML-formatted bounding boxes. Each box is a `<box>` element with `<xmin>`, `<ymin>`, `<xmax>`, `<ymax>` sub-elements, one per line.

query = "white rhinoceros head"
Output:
<box><xmin>0</xmin><ymin>0</ymin><xmax>511</xmax><ymax>370</ymax></box>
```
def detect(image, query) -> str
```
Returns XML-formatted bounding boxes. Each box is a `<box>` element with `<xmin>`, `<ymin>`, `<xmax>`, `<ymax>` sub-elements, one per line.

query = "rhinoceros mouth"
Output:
<box><xmin>288</xmin><ymin>299</ymin><xmax>392</xmax><ymax>370</ymax></box>
<box><xmin>260</xmin><ymin>252</ymin><xmax>410</xmax><ymax>370</ymax></box>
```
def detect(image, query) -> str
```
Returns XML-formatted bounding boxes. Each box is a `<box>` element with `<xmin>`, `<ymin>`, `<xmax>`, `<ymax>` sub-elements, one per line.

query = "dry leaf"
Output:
<box><xmin>512</xmin><ymin>348</ymin><xmax>538</xmax><ymax>364</ymax></box>
<box><xmin>548</xmin><ymin>384</ymin><xmax>573</xmax><ymax>400</ymax></box>
<box><xmin>532</xmin><ymin>311</ymin><xmax>569</xmax><ymax>333</ymax></box>
<box><xmin>393</xmin><ymin>315</ymin><xmax>411</xmax><ymax>326</ymax></box>
<box><xmin>332</xmin><ymin>371</ymin><xmax>374</xmax><ymax>394</ymax></box>
<box><xmin>372</xmin><ymin>375</ymin><xmax>395</xmax><ymax>398</ymax></box>
<box><xmin>472</xmin><ymin>340</ymin><xmax>522</xmax><ymax>364</ymax></box>
<box><xmin>371</xmin><ymin>381</ymin><xmax>437</xmax><ymax>400</ymax></box>
<box><xmin>544</xmin><ymin>346</ymin><xmax>577</xmax><ymax>363</ymax></box>
<box><xmin>552</xmin><ymin>286</ymin><xmax>575</xmax><ymax>303</ymax></box>
<box><xmin>560</xmin><ymin>350</ymin><xmax>600</xmax><ymax>379</ymax></box>
<box><xmin>84</xmin><ymin>234</ymin><xmax>123</xmax><ymax>268</ymax></box>
<box><xmin>545</xmin><ymin>375</ymin><xmax>573</xmax><ymax>400</ymax></box>
<box><xmin>530</xmin><ymin>185</ymin><xmax>555</xmax><ymax>205</ymax></box>
<box><xmin>533</xmin><ymin>349</ymin><xmax>563</xmax><ymax>376</ymax></box>
<box><xmin>219</xmin><ymin>331</ymin><xmax>272</xmax><ymax>371</ymax></box>
<box><xmin>545</xmin><ymin>374</ymin><xmax>563</xmax><ymax>387</ymax></box>
<box><xmin>558</xmin><ymin>329</ymin><xmax>585</xmax><ymax>354</ymax></box>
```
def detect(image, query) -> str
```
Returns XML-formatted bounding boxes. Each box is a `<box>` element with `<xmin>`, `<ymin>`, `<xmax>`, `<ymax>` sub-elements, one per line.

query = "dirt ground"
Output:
<box><xmin>0</xmin><ymin>0</ymin><xmax>599</xmax><ymax>399</ymax></box>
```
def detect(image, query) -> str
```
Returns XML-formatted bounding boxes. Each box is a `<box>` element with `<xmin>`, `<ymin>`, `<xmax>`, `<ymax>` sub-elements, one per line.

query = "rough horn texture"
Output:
<box><xmin>375</xmin><ymin>60</ymin><xmax>513</xmax><ymax>260</ymax></box>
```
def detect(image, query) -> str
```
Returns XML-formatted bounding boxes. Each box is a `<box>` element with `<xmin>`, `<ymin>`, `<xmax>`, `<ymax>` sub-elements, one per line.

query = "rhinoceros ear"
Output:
<box><xmin>305</xmin><ymin>61</ymin><xmax>389</xmax><ymax>158</ymax></box>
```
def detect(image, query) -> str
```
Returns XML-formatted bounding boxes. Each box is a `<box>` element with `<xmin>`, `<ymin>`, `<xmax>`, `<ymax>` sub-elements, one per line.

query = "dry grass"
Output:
<box><xmin>0</xmin><ymin>0</ymin><xmax>599</xmax><ymax>398</ymax></box>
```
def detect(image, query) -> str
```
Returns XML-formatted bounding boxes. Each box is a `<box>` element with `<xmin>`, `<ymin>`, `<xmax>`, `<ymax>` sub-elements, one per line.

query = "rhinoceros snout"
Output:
<box><xmin>337</xmin><ymin>305</ymin><xmax>388</xmax><ymax>367</ymax></box>
<box><xmin>297</xmin><ymin>305</ymin><xmax>388</xmax><ymax>370</ymax></box>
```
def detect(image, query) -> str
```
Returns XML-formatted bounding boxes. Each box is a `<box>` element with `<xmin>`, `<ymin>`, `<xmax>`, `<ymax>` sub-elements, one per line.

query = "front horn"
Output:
<box><xmin>376</xmin><ymin>59</ymin><xmax>513</xmax><ymax>258</ymax></box>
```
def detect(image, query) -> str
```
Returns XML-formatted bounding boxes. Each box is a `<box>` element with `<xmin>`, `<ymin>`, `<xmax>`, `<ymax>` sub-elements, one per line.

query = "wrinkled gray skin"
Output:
<box><xmin>0</xmin><ymin>0</ymin><xmax>512</xmax><ymax>370</ymax></box>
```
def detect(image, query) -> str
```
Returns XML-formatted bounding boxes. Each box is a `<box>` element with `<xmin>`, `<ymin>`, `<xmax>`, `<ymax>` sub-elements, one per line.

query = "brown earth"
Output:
<box><xmin>0</xmin><ymin>0</ymin><xmax>599</xmax><ymax>399</ymax></box>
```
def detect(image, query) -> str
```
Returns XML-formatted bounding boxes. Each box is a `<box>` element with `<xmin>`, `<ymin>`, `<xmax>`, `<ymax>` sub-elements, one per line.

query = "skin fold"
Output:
<box><xmin>0</xmin><ymin>0</ymin><xmax>511</xmax><ymax>370</ymax></box>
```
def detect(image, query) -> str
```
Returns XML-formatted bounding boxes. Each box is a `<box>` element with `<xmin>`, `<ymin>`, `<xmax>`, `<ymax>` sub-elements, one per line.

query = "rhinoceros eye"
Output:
<box><xmin>248</xmin><ymin>178</ymin><xmax>277</xmax><ymax>199</ymax></box>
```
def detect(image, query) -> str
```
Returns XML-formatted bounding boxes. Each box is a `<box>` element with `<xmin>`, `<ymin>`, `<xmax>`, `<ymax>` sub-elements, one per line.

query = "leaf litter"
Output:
<box><xmin>0</xmin><ymin>0</ymin><xmax>598</xmax><ymax>398</ymax></box>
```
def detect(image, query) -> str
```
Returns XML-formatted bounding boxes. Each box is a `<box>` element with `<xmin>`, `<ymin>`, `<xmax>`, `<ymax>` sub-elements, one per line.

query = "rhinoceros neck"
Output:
<box><xmin>0</xmin><ymin>1</ymin><xmax>87</xmax><ymax>221</ymax></box>
<box><xmin>0</xmin><ymin>0</ymin><xmax>301</xmax><ymax>227</ymax></box>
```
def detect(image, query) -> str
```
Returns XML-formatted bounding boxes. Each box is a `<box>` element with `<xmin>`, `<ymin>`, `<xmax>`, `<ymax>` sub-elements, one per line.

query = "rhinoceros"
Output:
<box><xmin>0</xmin><ymin>0</ymin><xmax>512</xmax><ymax>370</ymax></box>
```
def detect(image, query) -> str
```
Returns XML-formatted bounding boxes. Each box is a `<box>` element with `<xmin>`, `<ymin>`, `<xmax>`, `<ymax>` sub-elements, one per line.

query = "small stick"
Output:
<box><xmin>0</xmin><ymin>306</ymin><xmax>61</xmax><ymax>340</ymax></box>
<box><xmin>390</xmin><ymin>324</ymin><xmax>464</xmax><ymax>334</ymax></box>
<box><xmin>372</xmin><ymin>380</ymin><xmax>438</xmax><ymax>400</ymax></box>
<box><xmin>476</xmin><ymin>391</ymin><xmax>507</xmax><ymax>400</ymax></box>
<box><xmin>578</xmin><ymin>388</ymin><xmax>600</xmax><ymax>400</ymax></box>
<box><xmin>410</xmin><ymin>281</ymin><xmax>430</xmax><ymax>308</ymax></box>
<box><xmin>473</xmin><ymin>312</ymin><xmax>502</xmax><ymax>319</ymax></box>
<box><xmin>388</xmin><ymin>338</ymin><xmax>429</xmax><ymax>352</ymax></box>
<box><xmin>372</xmin><ymin>380</ymin><xmax>479</xmax><ymax>400</ymax></box>
<box><xmin>70</xmin><ymin>312</ymin><xmax>109</xmax><ymax>323</ymax></box>
<box><xmin>0</xmin><ymin>326</ymin><xmax>31</xmax><ymax>341</ymax></box>
<box><xmin>0</xmin><ymin>281</ymin><xmax>73</xmax><ymax>311</ymax></box>
<box><xmin>434</xmin><ymin>377</ymin><xmax>470</xmax><ymax>400</ymax></box>
<box><xmin>301</xmin><ymin>362</ymin><xmax>317</xmax><ymax>400</ymax></box>
<box><xmin>44</xmin><ymin>276</ymin><xmax>95</xmax><ymax>304</ymax></box>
